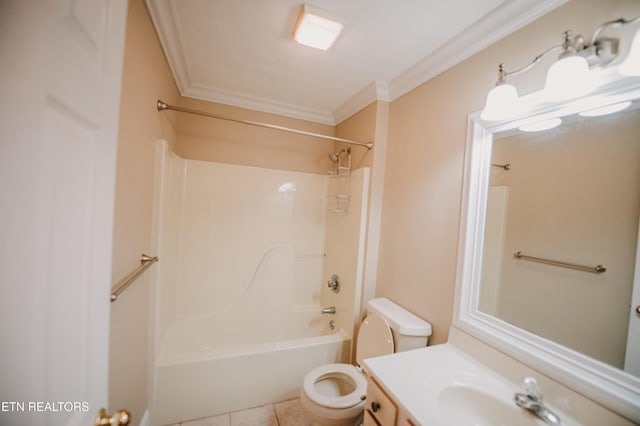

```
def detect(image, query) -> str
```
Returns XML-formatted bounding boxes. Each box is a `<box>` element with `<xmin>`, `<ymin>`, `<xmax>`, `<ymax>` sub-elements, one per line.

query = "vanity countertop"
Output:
<box><xmin>362</xmin><ymin>338</ymin><xmax>571</xmax><ymax>426</ymax></box>
<box><xmin>361</xmin><ymin>327</ymin><xmax>635</xmax><ymax>426</ymax></box>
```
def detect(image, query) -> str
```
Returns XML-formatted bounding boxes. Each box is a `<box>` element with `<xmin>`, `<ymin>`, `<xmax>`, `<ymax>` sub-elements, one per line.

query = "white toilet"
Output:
<box><xmin>300</xmin><ymin>297</ymin><xmax>432</xmax><ymax>425</ymax></box>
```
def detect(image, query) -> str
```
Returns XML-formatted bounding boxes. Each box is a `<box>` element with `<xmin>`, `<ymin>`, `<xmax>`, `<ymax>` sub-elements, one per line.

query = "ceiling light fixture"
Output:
<box><xmin>293</xmin><ymin>4</ymin><xmax>343</xmax><ymax>51</ymax></box>
<box><xmin>481</xmin><ymin>16</ymin><xmax>640</xmax><ymax>121</ymax></box>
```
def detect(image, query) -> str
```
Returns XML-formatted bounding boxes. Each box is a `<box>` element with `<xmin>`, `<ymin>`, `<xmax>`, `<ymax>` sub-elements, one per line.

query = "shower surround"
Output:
<box><xmin>149</xmin><ymin>140</ymin><xmax>369</xmax><ymax>425</ymax></box>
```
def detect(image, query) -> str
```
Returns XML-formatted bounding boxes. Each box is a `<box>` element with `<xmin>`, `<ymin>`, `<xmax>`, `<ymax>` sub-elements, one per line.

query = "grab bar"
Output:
<box><xmin>111</xmin><ymin>254</ymin><xmax>159</xmax><ymax>302</ymax></box>
<box><xmin>514</xmin><ymin>251</ymin><xmax>605</xmax><ymax>274</ymax></box>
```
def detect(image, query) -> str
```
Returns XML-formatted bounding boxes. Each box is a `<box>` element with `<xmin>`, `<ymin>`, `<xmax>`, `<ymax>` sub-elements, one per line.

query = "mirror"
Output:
<box><xmin>480</xmin><ymin>102</ymin><xmax>640</xmax><ymax>375</ymax></box>
<box><xmin>454</xmin><ymin>75</ymin><xmax>640</xmax><ymax>423</ymax></box>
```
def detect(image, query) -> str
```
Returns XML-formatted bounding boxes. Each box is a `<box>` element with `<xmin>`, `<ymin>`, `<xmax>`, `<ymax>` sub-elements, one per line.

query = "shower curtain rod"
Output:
<box><xmin>157</xmin><ymin>100</ymin><xmax>373</xmax><ymax>150</ymax></box>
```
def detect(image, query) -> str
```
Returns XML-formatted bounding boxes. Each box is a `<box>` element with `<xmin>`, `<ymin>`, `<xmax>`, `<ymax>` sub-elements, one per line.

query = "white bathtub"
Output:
<box><xmin>152</xmin><ymin>309</ymin><xmax>352</xmax><ymax>425</ymax></box>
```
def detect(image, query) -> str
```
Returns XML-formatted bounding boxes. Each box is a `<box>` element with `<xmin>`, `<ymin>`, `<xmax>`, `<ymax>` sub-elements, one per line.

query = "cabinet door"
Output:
<box><xmin>366</xmin><ymin>377</ymin><xmax>398</xmax><ymax>425</ymax></box>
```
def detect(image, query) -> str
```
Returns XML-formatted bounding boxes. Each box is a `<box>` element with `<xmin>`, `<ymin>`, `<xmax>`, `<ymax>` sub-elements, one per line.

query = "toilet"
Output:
<box><xmin>300</xmin><ymin>297</ymin><xmax>432</xmax><ymax>425</ymax></box>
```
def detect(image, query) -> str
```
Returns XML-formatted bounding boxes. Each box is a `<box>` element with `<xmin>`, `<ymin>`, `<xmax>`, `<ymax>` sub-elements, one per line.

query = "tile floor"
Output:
<box><xmin>168</xmin><ymin>398</ymin><xmax>314</xmax><ymax>426</ymax></box>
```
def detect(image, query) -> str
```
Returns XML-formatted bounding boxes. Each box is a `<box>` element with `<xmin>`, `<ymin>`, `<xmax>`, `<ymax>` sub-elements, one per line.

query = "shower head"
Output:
<box><xmin>329</xmin><ymin>148</ymin><xmax>350</xmax><ymax>163</ymax></box>
<box><xmin>328</xmin><ymin>151</ymin><xmax>342</xmax><ymax>163</ymax></box>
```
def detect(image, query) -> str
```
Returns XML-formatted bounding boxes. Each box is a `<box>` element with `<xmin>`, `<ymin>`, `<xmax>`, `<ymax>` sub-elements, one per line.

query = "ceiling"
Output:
<box><xmin>146</xmin><ymin>0</ymin><xmax>566</xmax><ymax>124</ymax></box>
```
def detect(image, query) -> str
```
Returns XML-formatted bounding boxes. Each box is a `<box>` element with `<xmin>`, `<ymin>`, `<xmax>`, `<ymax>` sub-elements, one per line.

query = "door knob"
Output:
<box><xmin>95</xmin><ymin>408</ymin><xmax>130</xmax><ymax>426</ymax></box>
<box><xmin>636</xmin><ymin>305</ymin><xmax>640</xmax><ymax>315</ymax></box>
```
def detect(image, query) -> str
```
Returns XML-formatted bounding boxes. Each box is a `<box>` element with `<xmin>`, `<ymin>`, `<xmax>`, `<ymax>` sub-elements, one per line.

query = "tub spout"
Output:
<box><xmin>321</xmin><ymin>306</ymin><xmax>336</xmax><ymax>314</ymax></box>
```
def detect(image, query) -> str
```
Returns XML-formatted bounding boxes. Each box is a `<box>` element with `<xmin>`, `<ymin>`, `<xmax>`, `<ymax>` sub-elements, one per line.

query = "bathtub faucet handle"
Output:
<box><xmin>327</xmin><ymin>274</ymin><xmax>340</xmax><ymax>293</ymax></box>
<box><xmin>321</xmin><ymin>306</ymin><xmax>336</xmax><ymax>315</ymax></box>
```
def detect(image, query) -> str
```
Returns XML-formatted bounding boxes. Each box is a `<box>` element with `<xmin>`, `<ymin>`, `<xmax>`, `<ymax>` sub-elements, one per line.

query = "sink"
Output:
<box><xmin>363</xmin><ymin>344</ymin><xmax>575</xmax><ymax>425</ymax></box>
<box><xmin>439</xmin><ymin>385</ymin><xmax>546</xmax><ymax>426</ymax></box>
<box><xmin>416</xmin><ymin>369</ymin><xmax>551</xmax><ymax>426</ymax></box>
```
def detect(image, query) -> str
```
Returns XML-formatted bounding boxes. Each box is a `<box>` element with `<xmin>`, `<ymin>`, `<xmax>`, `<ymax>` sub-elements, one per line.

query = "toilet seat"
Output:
<box><xmin>302</xmin><ymin>363</ymin><xmax>367</xmax><ymax>409</ymax></box>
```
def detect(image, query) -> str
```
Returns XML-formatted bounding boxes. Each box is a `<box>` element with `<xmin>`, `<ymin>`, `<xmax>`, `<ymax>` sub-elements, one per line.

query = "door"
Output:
<box><xmin>0</xmin><ymin>1</ymin><xmax>127</xmax><ymax>425</ymax></box>
<box><xmin>624</xmin><ymin>214</ymin><xmax>640</xmax><ymax>375</ymax></box>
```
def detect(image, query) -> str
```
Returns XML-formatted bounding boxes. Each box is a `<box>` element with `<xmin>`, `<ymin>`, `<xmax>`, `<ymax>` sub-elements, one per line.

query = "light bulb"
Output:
<box><xmin>620</xmin><ymin>29</ymin><xmax>640</xmax><ymax>76</ymax></box>
<box><xmin>543</xmin><ymin>55</ymin><xmax>595</xmax><ymax>101</ymax></box>
<box><xmin>480</xmin><ymin>83</ymin><xmax>520</xmax><ymax>121</ymax></box>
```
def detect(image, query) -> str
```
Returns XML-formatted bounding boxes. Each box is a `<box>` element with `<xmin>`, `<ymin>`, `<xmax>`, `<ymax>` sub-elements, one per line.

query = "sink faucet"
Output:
<box><xmin>515</xmin><ymin>377</ymin><xmax>561</xmax><ymax>425</ymax></box>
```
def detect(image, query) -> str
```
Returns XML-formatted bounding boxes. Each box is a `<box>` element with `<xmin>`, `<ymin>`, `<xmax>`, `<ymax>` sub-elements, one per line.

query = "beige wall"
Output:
<box><xmin>175</xmin><ymin>97</ymin><xmax>335</xmax><ymax>174</ymax></box>
<box><xmin>109</xmin><ymin>0</ymin><xmax>180</xmax><ymax>421</ymax></box>
<box><xmin>335</xmin><ymin>101</ymin><xmax>377</xmax><ymax>170</ymax></box>
<box><xmin>376</xmin><ymin>0</ymin><xmax>640</xmax><ymax>346</ymax></box>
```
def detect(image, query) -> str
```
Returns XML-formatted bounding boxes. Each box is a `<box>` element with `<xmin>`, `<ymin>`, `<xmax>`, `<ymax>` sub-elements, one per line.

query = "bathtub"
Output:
<box><xmin>152</xmin><ymin>308</ymin><xmax>352</xmax><ymax>425</ymax></box>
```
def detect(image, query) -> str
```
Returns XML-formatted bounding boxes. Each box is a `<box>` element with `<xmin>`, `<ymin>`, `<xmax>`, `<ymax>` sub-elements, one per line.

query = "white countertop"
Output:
<box><xmin>360</xmin><ymin>326</ymin><xmax>635</xmax><ymax>426</ymax></box>
<box><xmin>362</xmin><ymin>343</ymin><xmax>540</xmax><ymax>425</ymax></box>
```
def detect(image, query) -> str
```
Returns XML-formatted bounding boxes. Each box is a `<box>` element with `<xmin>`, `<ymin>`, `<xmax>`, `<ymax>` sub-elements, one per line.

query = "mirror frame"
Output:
<box><xmin>454</xmin><ymin>73</ymin><xmax>640</xmax><ymax>422</ymax></box>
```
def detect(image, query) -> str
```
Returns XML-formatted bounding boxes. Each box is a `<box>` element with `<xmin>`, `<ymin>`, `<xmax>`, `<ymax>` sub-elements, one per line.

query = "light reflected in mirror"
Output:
<box><xmin>479</xmin><ymin>100</ymin><xmax>640</xmax><ymax>377</ymax></box>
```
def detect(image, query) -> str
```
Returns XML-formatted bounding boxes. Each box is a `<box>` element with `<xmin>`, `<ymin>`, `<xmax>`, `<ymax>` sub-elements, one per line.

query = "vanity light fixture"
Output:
<box><xmin>293</xmin><ymin>4</ymin><xmax>343</xmax><ymax>51</ymax></box>
<box><xmin>481</xmin><ymin>16</ymin><xmax>640</xmax><ymax>121</ymax></box>
<box><xmin>542</xmin><ymin>33</ymin><xmax>595</xmax><ymax>102</ymax></box>
<box><xmin>620</xmin><ymin>28</ymin><xmax>640</xmax><ymax>76</ymax></box>
<box><xmin>480</xmin><ymin>64</ymin><xmax>521</xmax><ymax>121</ymax></box>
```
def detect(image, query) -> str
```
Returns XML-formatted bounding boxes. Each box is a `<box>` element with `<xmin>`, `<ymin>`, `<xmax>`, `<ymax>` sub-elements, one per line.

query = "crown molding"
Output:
<box><xmin>333</xmin><ymin>81</ymin><xmax>389</xmax><ymax>125</ymax></box>
<box><xmin>387</xmin><ymin>0</ymin><xmax>568</xmax><ymax>102</ymax></box>
<box><xmin>184</xmin><ymin>85</ymin><xmax>336</xmax><ymax>125</ymax></box>
<box><xmin>145</xmin><ymin>0</ymin><xmax>191</xmax><ymax>95</ymax></box>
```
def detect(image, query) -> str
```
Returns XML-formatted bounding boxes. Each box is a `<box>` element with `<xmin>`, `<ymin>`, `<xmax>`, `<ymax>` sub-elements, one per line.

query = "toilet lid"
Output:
<box><xmin>356</xmin><ymin>313</ymin><xmax>394</xmax><ymax>366</ymax></box>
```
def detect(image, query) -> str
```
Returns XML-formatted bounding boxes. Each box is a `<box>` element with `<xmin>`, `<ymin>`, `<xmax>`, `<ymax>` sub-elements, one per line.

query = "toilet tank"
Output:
<box><xmin>367</xmin><ymin>297</ymin><xmax>432</xmax><ymax>352</ymax></box>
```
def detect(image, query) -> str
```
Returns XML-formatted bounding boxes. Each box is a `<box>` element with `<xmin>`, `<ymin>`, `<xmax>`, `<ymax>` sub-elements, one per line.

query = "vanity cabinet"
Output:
<box><xmin>364</xmin><ymin>377</ymin><xmax>415</xmax><ymax>426</ymax></box>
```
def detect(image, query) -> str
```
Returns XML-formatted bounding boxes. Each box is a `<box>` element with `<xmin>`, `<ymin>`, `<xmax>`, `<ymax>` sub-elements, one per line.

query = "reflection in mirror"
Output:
<box><xmin>479</xmin><ymin>103</ymin><xmax>640</xmax><ymax>376</ymax></box>
<box><xmin>456</xmin><ymin>78</ymin><xmax>640</xmax><ymax>422</ymax></box>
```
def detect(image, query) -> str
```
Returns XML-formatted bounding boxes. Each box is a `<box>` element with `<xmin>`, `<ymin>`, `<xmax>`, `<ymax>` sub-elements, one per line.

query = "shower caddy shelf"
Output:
<box><xmin>327</xmin><ymin>153</ymin><xmax>351</xmax><ymax>214</ymax></box>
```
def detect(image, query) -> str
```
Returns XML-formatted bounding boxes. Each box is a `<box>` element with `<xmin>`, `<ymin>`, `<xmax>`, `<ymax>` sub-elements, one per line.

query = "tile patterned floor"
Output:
<box><xmin>169</xmin><ymin>398</ymin><xmax>314</xmax><ymax>426</ymax></box>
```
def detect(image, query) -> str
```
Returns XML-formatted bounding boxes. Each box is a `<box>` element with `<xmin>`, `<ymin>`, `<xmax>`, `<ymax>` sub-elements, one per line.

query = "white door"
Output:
<box><xmin>624</xmin><ymin>215</ymin><xmax>640</xmax><ymax>376</ymax></box>
<box><xmin>0</xmin><ymin>1</ymin><xmax>127</xmax><ymax>425</ymax></box>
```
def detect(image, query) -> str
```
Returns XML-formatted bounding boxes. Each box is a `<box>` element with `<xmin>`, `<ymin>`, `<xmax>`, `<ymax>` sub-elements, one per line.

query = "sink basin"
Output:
<box><xmin>439</xmin><ymin>385</ymin><xmax>545</xmax><ymax>426</ymax></box>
